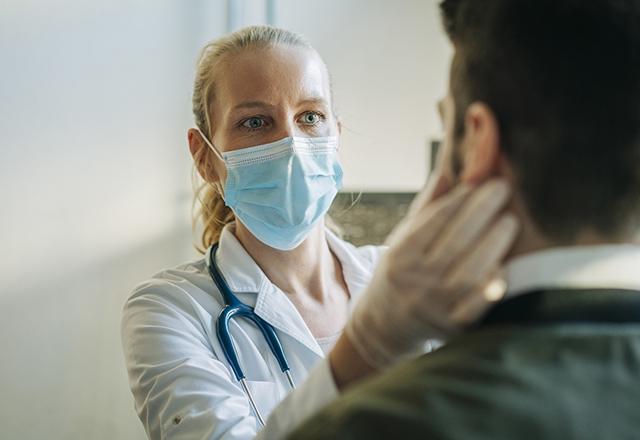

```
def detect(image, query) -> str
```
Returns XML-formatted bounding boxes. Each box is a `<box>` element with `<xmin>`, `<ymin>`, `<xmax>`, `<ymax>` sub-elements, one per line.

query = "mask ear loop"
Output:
<box><xmin>194</xmin><ymin>126</ymin><xmax>227</xmax><ymax>201</ymax></box>
<box><xmin>195</xmin><ymin>127</ymin><xmax>224</xmax><ymax>161</ymax></box>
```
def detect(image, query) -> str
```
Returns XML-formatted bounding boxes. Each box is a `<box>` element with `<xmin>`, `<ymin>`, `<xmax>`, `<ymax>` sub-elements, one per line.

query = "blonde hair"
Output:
<box><xmin>191</xmin><ymin>26</ymin><xmax>315</xmax><ymax>253</ymax></box>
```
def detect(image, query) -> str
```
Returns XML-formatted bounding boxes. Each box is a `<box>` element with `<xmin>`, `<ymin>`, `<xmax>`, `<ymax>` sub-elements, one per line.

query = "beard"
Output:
<box><xmin>451</xmin><ymin>139</ymin><xmax>464</xmax><ymax>179</ymax></box>
<box><xmin>450</xmin><ymin>105</ymin><xmax>467</xmax><ymax>180</ymax></box>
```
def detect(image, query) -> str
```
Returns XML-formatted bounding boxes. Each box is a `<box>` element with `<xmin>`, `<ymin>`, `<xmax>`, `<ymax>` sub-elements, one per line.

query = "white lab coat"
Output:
<box><xmin>121</xmin><ymin>225</ymin><xmax>384</xmax><ymax>439</ymax></box>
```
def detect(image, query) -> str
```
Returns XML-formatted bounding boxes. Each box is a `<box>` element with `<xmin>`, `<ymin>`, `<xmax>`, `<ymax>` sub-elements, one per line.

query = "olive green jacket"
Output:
<box><xmin>289</xmin><ymin>289</ymin><xmax>640</xmax><ymax>440</ymax></box>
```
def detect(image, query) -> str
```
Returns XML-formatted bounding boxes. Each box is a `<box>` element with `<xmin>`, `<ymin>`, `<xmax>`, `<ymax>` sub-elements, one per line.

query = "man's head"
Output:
<box><xmin>438</xmin><ymin>0</ymin><xmax>640</xmax><ymax>244</ymax></box>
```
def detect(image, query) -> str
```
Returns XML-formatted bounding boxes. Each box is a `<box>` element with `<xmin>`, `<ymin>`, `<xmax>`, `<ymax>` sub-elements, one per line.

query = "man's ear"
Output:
<box><xmin>459</xmin><ymin>102</ymin><xmax>501</xmax><ymax>184</ymax></box>
<box><xmin>187</xmin><ymin>128</ymin><xmax>220</xmax><ymax>183</ymax></box>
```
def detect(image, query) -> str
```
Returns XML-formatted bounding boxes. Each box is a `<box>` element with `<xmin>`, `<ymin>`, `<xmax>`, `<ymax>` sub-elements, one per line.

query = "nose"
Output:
<box><xmin>272</xmin><ymin>107</ymin><xmax>316</xmax><ymax>139</ymax></box>
<box><xmin>275</xmin><ymin>115</ymin><xmax>298</xmax><ymax>139</ymax></box>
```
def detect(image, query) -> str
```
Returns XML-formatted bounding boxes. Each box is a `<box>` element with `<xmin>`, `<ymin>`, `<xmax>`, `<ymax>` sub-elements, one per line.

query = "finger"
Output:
<box><xmin>444</xmin><ymin>213</ymin><xmax>519</xmax><ymax>290</ymax></box>
<box><xmin>429</xmin><ymin>172</ymin><xmax>454</xmax><ymax>201</ymax></box>
<box><xmin>425</xmin><ymin>179</ymin><xmax>511</xmax><ymax>275</ymax></box>
<box><xmin>407</xmin><ymin>170</ymin><xmax>453</xmax><ymax>216</ymax></box>
<box><xmin>448</xmin><ymin>286</ymin><xmax>493</xmax><ymax>328</ymax></box>
<box><xmin>448</xmin><ymin>271</ymin><xmax>508</xmax><ymax>327</ymax></box>
<box><xmin>386</xmin><ymin>182</ymin><xmax>470</xmax><ymax>246</ymax></box>
<box><xmin>393</xmin><ymin>183</ymin><xmax>472</xmax><ymax>251</ymax></box>
<box><xmin>438</xmin><ymin>266</ymin><xmax>506</xmax><ymax>310</ymax></box>
<box><xmin>407</xmin><ymin>300</ymin><xmax>456</xmax><ymax>338</ymax></box>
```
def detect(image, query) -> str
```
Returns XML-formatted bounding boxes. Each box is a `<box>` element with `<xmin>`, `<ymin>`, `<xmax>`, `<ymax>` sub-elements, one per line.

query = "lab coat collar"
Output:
<box><xmin>208</xmin><ymin>225</ymin><xmax>269</xmax><ymax>294</ymax></box>
<box><xmin>208</xmin><ymin>224</ymin><xmax>374</xmax><ymax>358</ymax></box>
<box><xmin>325</xmin><ymin>228</ymin><xmax>378</xmax><ymax>312</ymax></box>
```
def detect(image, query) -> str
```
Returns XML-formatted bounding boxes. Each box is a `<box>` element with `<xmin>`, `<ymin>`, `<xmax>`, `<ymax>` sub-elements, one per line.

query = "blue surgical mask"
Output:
<box><xmin>196</xmin><ymin>129</ymin><xmax>343</xmax><ymax>250</ymax></box>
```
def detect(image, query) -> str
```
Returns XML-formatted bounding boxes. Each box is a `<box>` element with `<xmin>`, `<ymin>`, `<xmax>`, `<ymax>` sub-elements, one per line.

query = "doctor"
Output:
<box><xmin>121</xmin><ymin>25</ymin><xmax>383</xmax><ymax>439</ymax></box>
<box><xmin>121</xmin><ymin>25</ymin><xmax>517</xmax><ymax>440</ymax></box>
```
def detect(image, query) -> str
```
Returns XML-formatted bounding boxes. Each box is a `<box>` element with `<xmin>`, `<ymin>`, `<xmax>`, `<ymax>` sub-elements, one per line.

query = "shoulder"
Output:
<box><xmin>290</xmin><ymin>328</ymin><xmax>584</xmax><ymax>440</ymax></box>
<box><xmin>328</xmin><ymin>229</ymin><xmax>387</xmax><ymax>272</ymax></box>
<box><xmin>288</xmin><ymin>354</ymin><xmax>445</xmax><ymax>439</ymax></box>
<box><xmin>354</xmin><ymin>243</ymin><xmax>387</xmax><ymax>269</ymax></box>
<box><xmin>121</xmin><ymin>257</ymin><xmax>224</xmax><ymax>335</ymax></box>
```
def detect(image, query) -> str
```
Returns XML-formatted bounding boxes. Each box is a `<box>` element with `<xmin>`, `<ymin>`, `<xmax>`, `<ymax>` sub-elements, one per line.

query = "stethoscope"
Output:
<box><xmin>207</xmin><ymin>243</ymin><xmax>296</xmax><ymax>426</ymax></box>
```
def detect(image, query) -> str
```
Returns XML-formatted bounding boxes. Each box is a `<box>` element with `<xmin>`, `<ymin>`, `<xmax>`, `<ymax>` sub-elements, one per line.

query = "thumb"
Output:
<box><xmin>408</xmin><ymin>170</ymin><xmax>454</xmax><ymax>216</ymax></box>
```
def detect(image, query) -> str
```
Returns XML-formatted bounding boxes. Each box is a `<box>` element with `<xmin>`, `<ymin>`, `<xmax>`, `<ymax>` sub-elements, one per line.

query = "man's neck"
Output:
<box><xmin>504</xmin><ymin>196</ymin><xmax>631</xmax><ymax>261</ymax></box>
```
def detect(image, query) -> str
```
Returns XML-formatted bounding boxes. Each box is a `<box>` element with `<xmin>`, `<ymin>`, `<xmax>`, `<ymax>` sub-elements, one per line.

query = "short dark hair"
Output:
<box><xmin>440</xmin><ymin>0</ymin><xmax>640</xmax><ymax>242</ymax></box>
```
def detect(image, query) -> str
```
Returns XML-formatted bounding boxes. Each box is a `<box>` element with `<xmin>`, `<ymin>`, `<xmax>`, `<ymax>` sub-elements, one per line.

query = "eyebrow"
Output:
<box><xmin>231</xmin><ymin>101</ymin><xmax>276</xmax><ymax>112</ymax></box>
<box><xmin>298</xmin><ymin>97</ymin><xmax>330</xmax><ymax>107</ymax></box>
<box><xmin>229</xmin><ymin>97</ymin><xmax>330</xmax><ymax>115</ymax></box>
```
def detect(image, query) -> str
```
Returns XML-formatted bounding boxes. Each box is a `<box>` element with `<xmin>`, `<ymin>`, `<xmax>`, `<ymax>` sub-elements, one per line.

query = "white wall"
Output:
<box><xmin>0</xmin><ymin>1</ymin><xmax>449</xmax><ymax>439</ymax></box>
<box><xmin>0</xmin><ymin>1</ymin><xmax>223</xmax><ymax>438</ymax></box>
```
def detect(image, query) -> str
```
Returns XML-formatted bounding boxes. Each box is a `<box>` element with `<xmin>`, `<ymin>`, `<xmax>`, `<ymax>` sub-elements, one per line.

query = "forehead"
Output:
<box><xmin>214</xmin><ymin>45</ymin><xmax>331</xmax><ymax>111</ymax></box>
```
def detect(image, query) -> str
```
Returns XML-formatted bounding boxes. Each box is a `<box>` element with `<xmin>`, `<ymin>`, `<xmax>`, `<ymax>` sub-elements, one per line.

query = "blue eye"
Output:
<box><xmin>299</xmin><ymin>112</ymin><xmax>322</xmax><ymax>125</ymax></box>
<box><xmin>242</xmin><ymin>117</ymin><xmax>266</xmax><ymax>130</ymax></box>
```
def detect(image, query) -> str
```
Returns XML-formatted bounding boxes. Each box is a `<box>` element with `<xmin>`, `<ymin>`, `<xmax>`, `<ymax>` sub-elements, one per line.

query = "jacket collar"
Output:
<box><xmin>480</xmin><ymin>244</ymin><xmax>640</xmax><ymax>327</ymax></box>
<box><xmin>206</xmin><ymin>224</ymin><xmax>374</xmax><ymax>358</ymax></box>
<box><xmin>480</xmin><ymin>288</ymin><xmax>640</xmax><ymax>327</ymax></box>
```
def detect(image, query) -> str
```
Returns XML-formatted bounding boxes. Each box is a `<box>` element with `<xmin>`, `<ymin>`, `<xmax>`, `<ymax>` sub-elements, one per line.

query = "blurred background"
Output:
<box><xmin>0</xmin><ymin>1</ymin><xmax>450</xmax><ymax>438</ymax></box>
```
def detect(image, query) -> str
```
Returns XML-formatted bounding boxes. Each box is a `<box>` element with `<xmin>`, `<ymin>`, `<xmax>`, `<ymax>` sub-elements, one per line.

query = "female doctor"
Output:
<box><xmin>121</xmin><ymin>25</ymin><xmax>384</xmax><ymax>440</ymax></box>
<box><xmin>121</xmin><ymin>25</ymin><xmax>518</xmax><ymax>440</ymax></box>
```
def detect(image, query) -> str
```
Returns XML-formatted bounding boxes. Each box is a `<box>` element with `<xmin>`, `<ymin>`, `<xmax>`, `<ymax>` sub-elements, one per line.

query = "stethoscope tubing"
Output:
<box><xmin>208</xmin><ymin>244</ymin><xmax>295</xmax><ymax>426</ymax></box>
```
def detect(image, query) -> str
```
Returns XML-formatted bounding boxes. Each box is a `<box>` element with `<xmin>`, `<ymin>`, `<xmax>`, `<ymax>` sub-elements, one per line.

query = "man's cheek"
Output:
<box><xmin>451</xmin><ymin>141</ymin><xmax>464</xmax><ymax>180</ymax></box>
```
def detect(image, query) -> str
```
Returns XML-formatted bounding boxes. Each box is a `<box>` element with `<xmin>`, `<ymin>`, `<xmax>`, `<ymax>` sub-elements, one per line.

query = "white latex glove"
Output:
<box><xmin>345</xmin><ymin>177</ymin><xmax>519</xmax><ymax>368</ymax></box>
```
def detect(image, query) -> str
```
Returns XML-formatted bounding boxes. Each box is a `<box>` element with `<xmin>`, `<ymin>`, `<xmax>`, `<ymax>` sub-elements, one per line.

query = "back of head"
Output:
<box><xmin>440</xmin><ymin>0</ymin><xmax>640</xmax><ymax>243</ymax></box>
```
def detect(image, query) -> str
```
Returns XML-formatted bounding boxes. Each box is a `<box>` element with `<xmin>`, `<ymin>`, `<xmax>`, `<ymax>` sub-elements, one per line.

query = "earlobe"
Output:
<box><xmin>187</xmin><ymin>129</ymin><xmax>201</xmax><ymax>157</ymax></box>
<box><xmin>459</xmin><ymin>103</ymin><xmax>501</xmax><ymax>185</ymax></box>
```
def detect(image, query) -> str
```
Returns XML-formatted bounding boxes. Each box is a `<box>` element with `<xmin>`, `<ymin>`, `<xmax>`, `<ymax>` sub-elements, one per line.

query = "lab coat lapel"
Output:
<box><xmin>212</xmin><ymin>225</ymin><xmax>380</xmax><ymax>359</ymax></box>
<box><xmin>325</xmin><ymin>230</ymin><xmax>383</xmax><ymax>312</ymax></box>
<box><xmin>214</xmin><ymin>226</ymin><xmax>324</xmax><ymax>358</ymax></box>
<box><xmin>253</xmin><ymin>231</ymin><xmax>381</xmax><ymax>357</ymax></box>
<box><xmin>254</xmin><ymin>284</ymin><xmax>325</xmax><ymax>358</ymax></box>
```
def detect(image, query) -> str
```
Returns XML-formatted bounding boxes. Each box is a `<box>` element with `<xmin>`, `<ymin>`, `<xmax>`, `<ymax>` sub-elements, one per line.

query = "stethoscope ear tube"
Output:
<box><xmin>252</xmin><ymin>313</ymin><xmax>292</xmax><ymax>374</ymax></box>
<box><xmin>216</xmin><ymin>306</ymin><xmax>245</xmax><ymax>381</ymax></box>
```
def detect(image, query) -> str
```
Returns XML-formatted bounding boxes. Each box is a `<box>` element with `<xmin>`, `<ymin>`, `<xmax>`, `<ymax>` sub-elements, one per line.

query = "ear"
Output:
<box><xmin>459</xmin><ymin>103</ymin><xmax>501</xmax><ymax>184</ymax></box>
<box><xmin>187</xmin><ymin>128</ymin><xmax>221</xmax><ymax>183</ymax></box>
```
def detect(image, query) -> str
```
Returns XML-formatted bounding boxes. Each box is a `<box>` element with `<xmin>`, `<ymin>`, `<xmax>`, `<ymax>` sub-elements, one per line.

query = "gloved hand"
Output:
<box><xmin>344</xmin><ymin>176</ymin><xmax>518</xmax><ymax>368</ymax></box>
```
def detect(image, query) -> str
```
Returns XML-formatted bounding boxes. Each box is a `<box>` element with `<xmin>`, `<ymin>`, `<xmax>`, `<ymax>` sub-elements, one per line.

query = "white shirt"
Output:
<box><xmin>504</xmin><ymin>244</ymin><xmax>640</xmax><ymax>297</ymax></box>
<box><xmin>121</xmin><ymin>225</ymin><xmax>384</xmax><ymax>440</ymax></box>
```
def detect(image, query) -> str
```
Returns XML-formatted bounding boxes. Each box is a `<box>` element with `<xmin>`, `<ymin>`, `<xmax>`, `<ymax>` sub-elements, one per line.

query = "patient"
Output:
<box><xmin>289</xmin><ymin>0</ymin><xmax>640</xmax><ymax>438</ymax></box>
